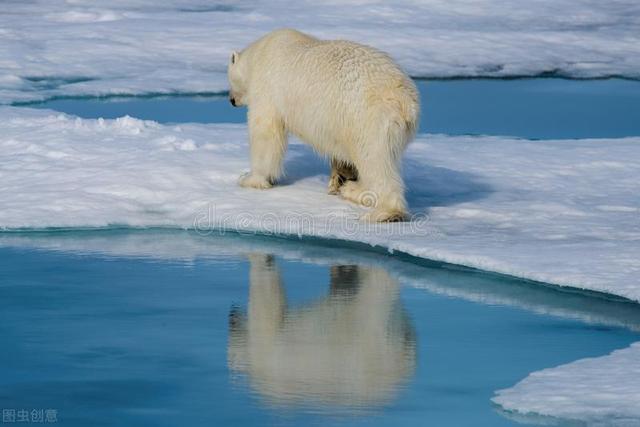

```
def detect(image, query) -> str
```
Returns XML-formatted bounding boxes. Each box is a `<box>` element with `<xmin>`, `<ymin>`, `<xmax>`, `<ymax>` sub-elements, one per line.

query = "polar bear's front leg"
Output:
<box><xmin>240</xmin><ymin>106</ymin><xmax>287</xmax><ymax>189</ymax></box>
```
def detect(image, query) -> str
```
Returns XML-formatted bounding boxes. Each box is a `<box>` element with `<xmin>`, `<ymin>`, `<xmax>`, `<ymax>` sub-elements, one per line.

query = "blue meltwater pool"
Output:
<box><xmin>1</xmin><ymin>231</ymin><xmax>639</xmax><ymax>427</ymax></box>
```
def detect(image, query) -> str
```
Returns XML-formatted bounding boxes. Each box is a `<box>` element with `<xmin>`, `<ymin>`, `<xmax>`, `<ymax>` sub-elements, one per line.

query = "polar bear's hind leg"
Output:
<box><xmin>340</xmin><ymin>115</ymin><xmax>411</xmax><ymax>222</ymax></box>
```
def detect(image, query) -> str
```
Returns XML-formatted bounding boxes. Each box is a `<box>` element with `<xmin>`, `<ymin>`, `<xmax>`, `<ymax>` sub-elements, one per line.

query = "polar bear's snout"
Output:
<box><xmin>229</xmin><ymin>96</ymin><xmax>237</xmax><ymax>107</ymax></box>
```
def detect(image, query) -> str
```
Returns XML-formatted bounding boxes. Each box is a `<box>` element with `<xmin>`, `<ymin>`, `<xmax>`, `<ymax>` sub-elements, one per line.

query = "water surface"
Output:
<box><xmin>1</xmin><ymin>231</ymin><xmax>639</xmax><ymax>427</ymax></box>
<box><xmin>29</xmin><ymin>78</ymin><xmax>640</xmax><ymax>139</ymax></box>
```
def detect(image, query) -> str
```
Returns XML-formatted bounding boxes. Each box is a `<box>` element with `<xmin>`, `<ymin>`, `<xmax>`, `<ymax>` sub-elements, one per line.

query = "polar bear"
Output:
<box><xmin>227</xmin><ymin>29</ymin><xmax>419</xmax><ymax>222</ymax></box>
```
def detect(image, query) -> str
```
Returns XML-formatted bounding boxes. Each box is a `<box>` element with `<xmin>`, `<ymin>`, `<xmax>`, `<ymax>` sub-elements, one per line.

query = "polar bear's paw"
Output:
<box><xmin>239</xmin><ymin>173</ymin><xmax>273</xmax><ymax>189</ymax></box>
<box><xmin>361</xmin><ymin>208</ymin><xmax>408</xmax><ymax>223</ymax></box>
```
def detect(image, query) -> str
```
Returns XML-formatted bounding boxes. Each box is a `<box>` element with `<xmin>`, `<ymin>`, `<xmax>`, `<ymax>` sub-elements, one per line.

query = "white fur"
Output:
<box><xmin>228</xmin><ymin>29</ymin><xmax>419</xmax><ymax>221</ymax></box>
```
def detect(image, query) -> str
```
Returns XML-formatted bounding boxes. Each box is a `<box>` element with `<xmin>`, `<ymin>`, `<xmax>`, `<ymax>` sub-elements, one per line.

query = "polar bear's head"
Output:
<box><xmin>227</xmin><ymin>51</ymin><xmax>247</xmax><ymax>107</ymax></box>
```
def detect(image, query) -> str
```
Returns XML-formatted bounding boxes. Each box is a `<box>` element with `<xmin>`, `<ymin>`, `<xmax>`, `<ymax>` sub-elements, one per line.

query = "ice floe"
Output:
<box><xmin>494</xmin><ymin>343</ymin><xmax>640</xmax><ymax>426</ymax></box>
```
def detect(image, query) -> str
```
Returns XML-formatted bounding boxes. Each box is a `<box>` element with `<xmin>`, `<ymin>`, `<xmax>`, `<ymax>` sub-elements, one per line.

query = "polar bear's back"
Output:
<box><xmin>250</xmin><ymin>29</ymin><xmax>419</xmax><ymax>158</ymax></box>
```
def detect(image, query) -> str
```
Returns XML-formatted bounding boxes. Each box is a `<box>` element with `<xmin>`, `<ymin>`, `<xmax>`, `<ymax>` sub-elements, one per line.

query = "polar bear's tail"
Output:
<box><xmin>383</xmin><ymin>83</ymin><xmax>419</xmax><ymax>160</ymax></box>
<box><xmin>372</xmin><ymin>80</ymin><xmax>420</xmax><ymax>156</ymax></box>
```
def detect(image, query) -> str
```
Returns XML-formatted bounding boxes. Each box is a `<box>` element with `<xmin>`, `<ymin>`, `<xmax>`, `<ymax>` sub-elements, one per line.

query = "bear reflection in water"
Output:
<box><xmin>228</xmin><ymin>254</ymin><xmax>416</xmax><ymax>408</ymax></box>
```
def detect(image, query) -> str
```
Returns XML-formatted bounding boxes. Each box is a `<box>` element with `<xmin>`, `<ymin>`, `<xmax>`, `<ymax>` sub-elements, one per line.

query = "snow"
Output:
<box><xmin>493</xmin><ymin>343</ymin><xmax>640</xmax><ymax>426</ymax></box>
<box><xmin>1</xmin><ymin>0</ymin><xmax>640</xmax><ymax>104</ymax></box>
<box><xmin>1</xmin><ymin>106</ymin><xmax>639</xmax><ymax>302</ymax></box>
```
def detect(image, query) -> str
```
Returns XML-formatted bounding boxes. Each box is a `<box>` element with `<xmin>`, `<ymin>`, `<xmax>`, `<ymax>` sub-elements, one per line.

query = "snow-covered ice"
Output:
<box><xmin>2</xmin><ymin>106</ymin><xmax>639</xmax><ymax>302</ymax></box>
<box><xmin>1</xmin><ymin>0</ymin><xmax>640</xmax><ymax>104</ymax></box>
<box><xmin>493</xmin><ymin>343</ymin><xmax>640</xmax><ymax>426</ymax></box>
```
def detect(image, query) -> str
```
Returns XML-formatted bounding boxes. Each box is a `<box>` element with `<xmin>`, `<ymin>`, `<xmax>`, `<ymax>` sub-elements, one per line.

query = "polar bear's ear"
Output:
<box><xmin>231</xmin><ymin>51</ymin><xmax>239</xmax><ymax>65</ymax></box>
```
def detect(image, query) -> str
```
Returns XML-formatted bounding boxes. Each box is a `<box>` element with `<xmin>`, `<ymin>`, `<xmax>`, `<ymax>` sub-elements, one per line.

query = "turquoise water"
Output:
<box><xmin>1</xmin><ymin>231</ymin><xmax>639</xmax><ymax>427</ymax></box>
<box><xmin>29</xmin><ymin>78</ymin><xmax>640</xmax><ymax>139</ymax></box>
